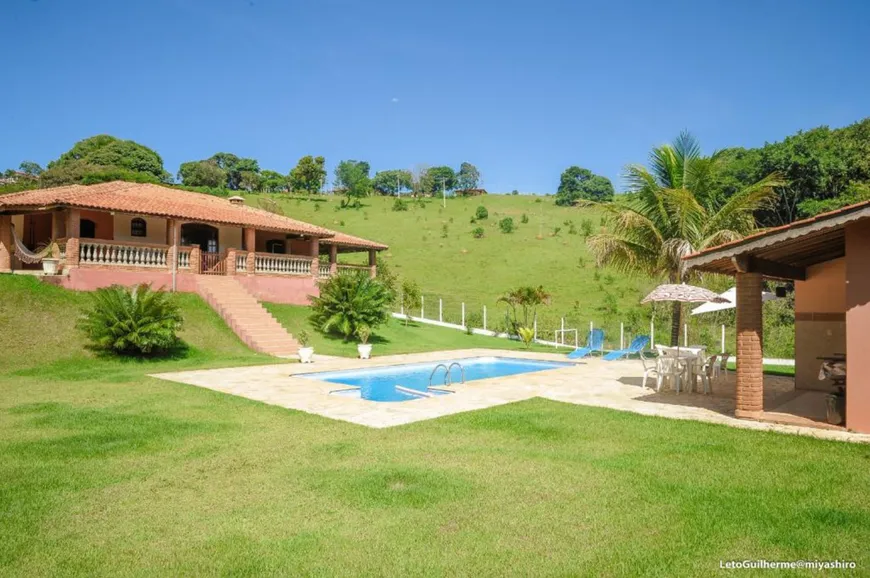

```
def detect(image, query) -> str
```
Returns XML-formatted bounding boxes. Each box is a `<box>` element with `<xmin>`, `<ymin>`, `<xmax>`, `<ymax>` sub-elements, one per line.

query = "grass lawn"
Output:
<box><xmin>264</xmin><ymin>302</ymin><xmax>561</xmax><ymax>357</ymax></box>
<box><xmin>1</xmin><ymin>275</ymin><xmax>868</xmax><ymax>575</ymax></box>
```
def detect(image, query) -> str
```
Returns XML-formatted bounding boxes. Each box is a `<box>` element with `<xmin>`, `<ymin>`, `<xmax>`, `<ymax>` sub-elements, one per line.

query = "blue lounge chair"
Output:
<box><xmin>567</xmin><ymin>329</ymin><xmax>604</xmax><ymax>359</ymax></box>
<box><xmin>602</xmin><ymin>335</ymin><xmax>650</xmax><ymax>361</ymax></box>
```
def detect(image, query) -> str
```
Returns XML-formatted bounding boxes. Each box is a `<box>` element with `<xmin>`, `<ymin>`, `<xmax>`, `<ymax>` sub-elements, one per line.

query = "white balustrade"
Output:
<box><xmin>79</xmin><ymin>241</ymin><xmax>168</xmax><ymax>268</ymax></box>
<box><xmin>254</xmin><ymin>254</ymin><xmax>312</xmax><ymax>275</ymax></box>
<box><xmin>236</xmin><ymin>252</ymin><xmax>248</xmax><ymax>272</ymax></box>
<box><xmin>319</xmin><ymin>263</ymin><xmax>331</xmax><ymax>278</ymax></box>
<box><xmin>177</xmin><ymin>249</ymin><xmax>191</xmax><ymax>269</ymax></box>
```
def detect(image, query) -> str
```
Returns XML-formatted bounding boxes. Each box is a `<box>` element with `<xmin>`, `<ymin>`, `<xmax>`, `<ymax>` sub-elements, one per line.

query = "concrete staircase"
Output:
<box><xmin>195</xmin><ymin>276</ymin><xmax>299</xmax><ymax>358</ymax></box>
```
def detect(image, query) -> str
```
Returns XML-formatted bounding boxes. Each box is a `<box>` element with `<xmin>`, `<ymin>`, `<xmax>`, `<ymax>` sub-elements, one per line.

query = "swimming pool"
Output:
<box><xmin>298</xmin><ymin>356</ymin><xmax>573</xmax><ymax>402</ymax></box>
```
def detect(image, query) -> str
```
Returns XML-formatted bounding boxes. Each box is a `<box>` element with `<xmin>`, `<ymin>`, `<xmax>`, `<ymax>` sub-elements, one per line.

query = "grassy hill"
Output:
<box><xmin>246</xmin><ymin>193</ymin><xmax>781</xmax><ymax>355</ymax></box>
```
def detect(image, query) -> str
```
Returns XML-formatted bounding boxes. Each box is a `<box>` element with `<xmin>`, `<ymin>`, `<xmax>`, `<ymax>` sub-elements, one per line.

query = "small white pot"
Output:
<box><xmin>298</xmin><ymin>346</ymin><xmax>314</xmax><ymax>363</ymax></box>
<box><xmin>42</xmin><ymin>258</ymin><xmax>59</xmax><ymax>276</ymax></box>
<box><xmin>358</xmin><ymin>343</ymin><xmax>372</xmax><ymax>359</ymax></box>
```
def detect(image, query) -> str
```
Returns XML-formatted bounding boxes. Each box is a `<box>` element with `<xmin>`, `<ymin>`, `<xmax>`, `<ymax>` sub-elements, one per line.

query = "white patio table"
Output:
<box><xmin>656</xmin><ymin>346</ymin><xmax>706</xmax><ymax>392</ymax></box>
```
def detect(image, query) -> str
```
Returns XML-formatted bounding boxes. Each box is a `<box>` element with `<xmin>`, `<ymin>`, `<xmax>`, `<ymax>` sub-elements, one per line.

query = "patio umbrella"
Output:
<box><xmin>641</xmin><ymin>284</ymin><xmax>729</xmax><ymax>350</ymax></box>
<box><xmin>690</xmin><ymin>287</ymin><xmax>777</xmax><ymax>316</ymax></box>
<box><xmin>641</xmin><ymin>284</ymin><xmax>730</xmax><ymax>305</ymax></box>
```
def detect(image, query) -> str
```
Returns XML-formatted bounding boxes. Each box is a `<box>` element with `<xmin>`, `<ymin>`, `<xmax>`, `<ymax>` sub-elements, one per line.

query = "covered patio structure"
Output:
<box><xmin>684</xmin><ymin>200</ymin><xmax>870</xmax><ymax>434</ymax></box>
<box><xmin>0</xmin><ymin>181</ymin><xmax>388</xmax><ymax>304</ymax></box>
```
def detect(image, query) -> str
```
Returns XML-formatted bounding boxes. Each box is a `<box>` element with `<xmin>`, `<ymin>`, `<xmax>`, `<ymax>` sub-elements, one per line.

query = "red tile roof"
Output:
<box><xmin>322</xmin><ymin>231</ymin><xmax>388</xmax><ymax>251</ymax></box>
<box><xmin>684</xmin><ymin>198</ymin><xmax>870</xmax><ymax>261</ymax></box>
<box><xmin>0</xmin><ymin>181</ymin><xmax>388</xmax><ymax>250</ymax></box>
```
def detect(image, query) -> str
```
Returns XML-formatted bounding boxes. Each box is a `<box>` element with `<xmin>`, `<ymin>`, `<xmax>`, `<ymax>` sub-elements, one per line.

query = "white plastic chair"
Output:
<box><xmin>716</xmin><ymin>353</ymin><xmax>731</xmax><ymax>379</ymax></box>
<box><xmin>658</xmin><ymin>356</ymin><xmax>685</xmax><ymax>392</ymax></box>
<box><xmin>639</xmin><ymin>353</ymin><xmax>659</xmax><ymax>390</ymax></box>
<box><xmin>697</xmin><ymin>354</ymin><xmax>718</xmax><ymax>395</ymax></box>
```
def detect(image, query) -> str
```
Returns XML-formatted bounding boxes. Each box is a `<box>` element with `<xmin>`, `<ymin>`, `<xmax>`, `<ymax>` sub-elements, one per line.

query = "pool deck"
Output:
<box><xmin>151</xmin><ymin>349</ymin><xmax>870</xmax><ymax>443</ymax></box>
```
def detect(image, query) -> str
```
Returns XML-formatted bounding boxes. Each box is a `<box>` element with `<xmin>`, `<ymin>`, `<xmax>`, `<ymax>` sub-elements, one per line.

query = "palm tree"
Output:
<box><xmin>586</xmin><ymin>131</ymin><xmax>784</xmax><ymax>345</ymax></box>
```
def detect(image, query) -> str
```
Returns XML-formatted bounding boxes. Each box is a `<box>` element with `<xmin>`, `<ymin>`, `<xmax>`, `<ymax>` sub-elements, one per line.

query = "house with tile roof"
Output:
<box><xmin>0</xmin><ymin>182</ymin><xmax>387</xmax><ymax>355</ymax></box>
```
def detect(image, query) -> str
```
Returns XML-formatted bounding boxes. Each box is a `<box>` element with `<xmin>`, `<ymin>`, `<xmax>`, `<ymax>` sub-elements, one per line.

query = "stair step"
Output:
<box><xmin>195</xmin><ymin>277</ymin><xmax>300</xmax><ymax>358</ymax></box>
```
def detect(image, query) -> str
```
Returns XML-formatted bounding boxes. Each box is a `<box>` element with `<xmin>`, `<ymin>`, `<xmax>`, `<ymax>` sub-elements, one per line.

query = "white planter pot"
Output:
<box><xmin>42</xmin><ymin>258</ymin><xmax>60</xmax><ymax>276</ymax></box>
<box><xmin>298</xmin><ymin>347</ymin><xmax>314</xmax><ymax>363</ymax></box>
<box><xmin>358</xmin><ymin>344</ymin><xmax>373</xmax><ymax>359</ymax></box>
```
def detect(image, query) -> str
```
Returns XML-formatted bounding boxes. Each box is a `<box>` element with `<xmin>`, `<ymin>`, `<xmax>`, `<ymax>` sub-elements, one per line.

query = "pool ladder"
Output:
<box><xmin>429</xmin><ymin>362</ymin><xmax>465</xmax><ymax>387</ymax></box>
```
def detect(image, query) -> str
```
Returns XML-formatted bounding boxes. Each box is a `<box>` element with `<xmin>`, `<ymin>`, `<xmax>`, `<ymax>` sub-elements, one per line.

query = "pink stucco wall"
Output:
<box><xmin>845</xmin><ymin>220</ymin><xmax>870</xmax><ymax>434</ymax></box>
<box><xmin>53</xmin><ymin>268</ymin><xmax>318</xmax><ymax>306</ymax></box>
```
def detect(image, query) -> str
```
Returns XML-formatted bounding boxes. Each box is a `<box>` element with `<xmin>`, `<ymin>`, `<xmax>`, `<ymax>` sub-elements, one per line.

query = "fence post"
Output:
<box><xmin>439</xmin><ymin>298</ymin><xmax>443</xmax><ymax>323</ymax></box>
<box><xmin>721</xmin><ymin>324</ymin><xmax>726</xmax><ymax>353</ymax></box>
<box><xmin>400</xmin><ymin>293</ymin><xmax>404</xmax><ymax>316</ymax></box>
<box><xmin>483</xmin><ymin>305</ymin><xmax>487</xmax><ymax>331</ymax></box>
<box><xmin>620</xmin><ymin>322</ymin><xmax>624</xmax><ymax>350</ymax></box>
<box><xmin>561</xmin><ymin>318</ymin><xmax>565</xmax><ymax>345</ymax></box>
<box><xmin>533</xmin><ymin>313</ymin><xmax>537</xmax><ymax>341</ymax></box>
<box><xmin>684</xmin><ymin>323</ymin><xmax>688</xmax><ymax>347</ymax></box>
<box><xmin>461</xmin><ymin>302</ymin><xmax>466</xmax><ymax>327</ymax></box>
<box><xmin>421</xmin><ymin>295</ymin><xmax>425</xmax><ymax>319</ymax></box>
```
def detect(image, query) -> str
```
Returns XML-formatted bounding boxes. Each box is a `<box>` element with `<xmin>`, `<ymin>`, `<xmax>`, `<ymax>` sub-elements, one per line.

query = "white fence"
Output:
<box><xmin>395</xmin><ymin>294</ymin><xmax>794</xmax><ymax>364</ymax></box>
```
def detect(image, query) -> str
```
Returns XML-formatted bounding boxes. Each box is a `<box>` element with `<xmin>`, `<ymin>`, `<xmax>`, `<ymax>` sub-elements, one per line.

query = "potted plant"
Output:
<box><xmin>357</xmin><ymin>325</ymin><xmax>372</xmax><ymax>359</ymax></box>
<box><xmin>38</xmin><ymin>240</ymin><xmax>60</xmax><ymax>275</ymax></box>
<box><xmin>297</xmin><ymin>330</ymin><xmax>314</xmax><ymax>363</ymax></box>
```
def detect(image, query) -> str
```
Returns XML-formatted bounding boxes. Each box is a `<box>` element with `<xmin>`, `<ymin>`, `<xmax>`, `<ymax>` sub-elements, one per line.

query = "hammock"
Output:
<box><xmin>11</xmin><ymin>223</ymin><xmax>55</xmax><ymax>264</ymax></box>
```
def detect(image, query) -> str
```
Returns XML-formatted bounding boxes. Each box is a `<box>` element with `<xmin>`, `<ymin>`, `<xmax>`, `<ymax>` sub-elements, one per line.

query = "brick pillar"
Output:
<box><xmin>243</xmin><ymin>228</ymin><xmax>256</xmax><ymax>252</ymax></box>
<box><xmin>246</xmin><ymin>250</ymin><xmax>255</xmax><ymax>274</ymax></box>
<box><xmin>368</xmin><ymin>249</ymin><xmax>377</xmax><ymax>279</ymax></box>
<box><xmin>735</xmin><ymin>272</ymin><xmax>764</xmax><ymax>419</ymax></box>
<box><xmin>226</xmin><ymin>248</ymin><xmax>237</xmax><ymax>275</ymax></box>
<box><xmin>166</xmin><ymin>219</ymin><xmax>180</xmax><ymax>272</ymax></box>
<box><xmin>189</xmin><ymin>246</ymin><xmax>201</xmax><ymax>274</ymax></box>
<box><xmin>0</xmin><ymin>215</ymin><xmax>13</xmax><ymax>273</ymax></box>
<box><xmin>846</xmin><ymin>220</ymin><xmax>870</xmax><ymax>433</ymax></box>
<box><xmin>66</xmin><ymin>209</ymin><xmax>81</xmax><ymax>238</ymax></box>
<box><xmin>310</xmin><ymin>238</ymin><xmax>320</xmax><ymax>278</ymax></box>
<box><xmin>329</xmin><ymin>244</ymin><xmax>338</xmax><ymax>275</ymax></box>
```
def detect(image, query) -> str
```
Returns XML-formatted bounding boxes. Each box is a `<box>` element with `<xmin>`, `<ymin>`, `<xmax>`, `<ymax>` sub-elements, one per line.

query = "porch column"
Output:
<box><xmin>166</xmin><ymin>219</ymin><xmax>180</xmax><ymax>273</ymax></box>
<box><xmin>65</xmin><ymin>209</ymin><xmax>81</xmax><ymax>268</ymax></box>
<box><xmin>329</xmin><ymin>244</ymin><xmax>338</xmax><ymax>274</ymax></box>
<box><xmin>846</xmin><ymin>220</ymin><xmax>870</xmax><ymax>433</ymax></box>
<box><xmin>368</xmin><ymin>249</ymin><xmax>377</xmax><ymax>279</ymax></box>
<box><xmin>244</xmin><ymin>228</ymin><xmax>256</xmax><ymax>274</ymax></box>
<box><xmin>735</xmin><ymin>272</ymin><xmax>764</xmax><ymax>419</ymax></box>
<box><xmin>0</xmin><ymin>215</ymin><xmax>13</xmax><ymax>273</ymax></box>
<box><xmin>310</xmin><ymin>237</ymin><xmax>320</xmax><ymax>278</ymax></box>
<box><xmin>51</xmin><ymin>211</ymin><xmax>65</xmax><ymax>239</ymax></box>
<box><xmin>189</xmin><ymin>246</ymin><xmax>201</xmax><ymax>274</ymax></box>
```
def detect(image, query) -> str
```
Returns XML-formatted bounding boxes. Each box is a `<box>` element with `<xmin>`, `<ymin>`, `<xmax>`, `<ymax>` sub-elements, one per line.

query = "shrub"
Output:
<box><xmin>400</xmin><ymin>279</ymin><xmax>422</xmax><ymax>326</ymax></box>
<box><xmin>517</xmin><ymin>327</ymin><xmax>535</xmax><ymax>349</ymax></box>
<box><xmin>475</xmin><ymin>205</ymin><xmax>489</xmax><ymax>220</ymax></box>
<box><xmin>581</xmin><ymin>218</ymin><xmax>593</xmax><ymax>237</ymax></box>
<box><xmin>77</xmin><ymin>284</ymin><xmax>183</xmax><ymax>356</ymax></box>
<box><xmin>511</xmin><ymin>189</ymin><xmax>519</xmax><ymax>195</ymax></box>
<box><xmin>472</xmin><ymin>227</ymin><xmax>485</xmax><ymax>238</ymax></box>
<box><xmin>441</xmin><ymin>224</ymin><xmax>449</xmax><ymax>238</ymax></box>
<box><xmin>499</xmin><ymin>217</ymin><xmax>515</xmax><ymax>233</ymax></box>
<box><xmin>465</xmin><ymin>311</ymin><xmax>482</xmax><ymax>334</ymax></box>
<box><xmin>521</xmin><ymin>213</ymin><xmax>529</xmax><ymax>224</ymax></box>
<box><xmin>552</xmin><ymin>226</ymin><xmax>562</xmax><ymax>236</ymax></box>
<box><xmin>309</xmin><ymin>271</ymin><xmax>393</xmax><ymax>339</ymax></box>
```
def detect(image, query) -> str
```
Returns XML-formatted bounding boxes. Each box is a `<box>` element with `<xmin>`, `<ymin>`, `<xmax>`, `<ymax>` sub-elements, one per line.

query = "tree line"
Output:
<box><xmin>1</xmin><ymin>135</ymin><xmax>483</xmax><ymax>199</ymax></box>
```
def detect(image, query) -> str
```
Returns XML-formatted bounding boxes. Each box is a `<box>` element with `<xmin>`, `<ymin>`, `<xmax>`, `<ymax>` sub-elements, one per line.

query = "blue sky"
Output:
<box><xmin>2</xmin><ymin>0</ymin><xmax>869</xmax><ymax>193</ymax></box>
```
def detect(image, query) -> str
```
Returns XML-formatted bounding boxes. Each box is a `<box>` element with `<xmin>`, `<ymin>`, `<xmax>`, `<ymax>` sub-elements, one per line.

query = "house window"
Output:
<box><xmin>80</xmin><ymin>219</ymin><xmax>96</xmax><ymax>239</ymax></box>
<box><xmin>131</xmin><ymin>218</ymin><xmax>146</xmax><ymax>237</ymax></box>
<box><xmin>207</xmin><ymin>239</ymin><xmax>218</xmax><ymax>253</ymax></box>
<box><xmin>266</xmin><ymin>240</ymin><xmax>286</xmax><ymax>254</ymax></box>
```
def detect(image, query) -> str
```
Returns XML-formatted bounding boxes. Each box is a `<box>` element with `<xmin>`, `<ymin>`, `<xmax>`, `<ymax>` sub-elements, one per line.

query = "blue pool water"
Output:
<box><xmin>298</xmin><ymin>356</ymin><xmax>572</xmax><ymax>402</ymax></box>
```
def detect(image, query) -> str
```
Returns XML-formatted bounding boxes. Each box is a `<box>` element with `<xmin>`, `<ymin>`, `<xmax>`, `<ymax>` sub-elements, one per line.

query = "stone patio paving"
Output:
<box><xmin>152</xmin><ymin>349</ymin><xmax>870</xmax><ymax>444</ymax></box>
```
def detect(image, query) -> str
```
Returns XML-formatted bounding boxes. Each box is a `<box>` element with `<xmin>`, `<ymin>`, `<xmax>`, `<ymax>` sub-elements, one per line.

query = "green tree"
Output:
<box><xmin>420</xmin><ymin>166</ymin><xmax>456</xmax><ymax>195</ymax></box>
<box><xmin>43</xmin><ymin>135</ymin><xmax>171</xmax><ymax>185</ymax></box>
<box><xmin>555</xmin><ymin>166</ymin><xmax>614</xmax><ymax>205</ymax></box>
<box><xmin>260</xmin><ymin>169</ymin><xmax>288</xmax><ymax>193</ymax></box>
<box><xmin>372</xmin><ymin>169</ymin><xmax>413</xmax><ymax>195</ymax></box>
<box><xmin>18</xmin><ymin>161</ymin><xmax>43</xmax><ymax>176</ymax></box>
<box><xmin>400</xmin><ymin>279</ymin><xmax>422</xmax><ymax>326</ymax></box>
<box><xmin>334</xmin><ymin>160</ymin><xmax>371</xmax><ymax>200</ymax></box>
<box><xmin>456</xmin><ymin>162</ymin><xmax>481</xmax><ymax>191</ymax></box>
<box><xmin>289</xmin><ymin>155</ymin><xmax>327</xmax><ymax>194</ymax></box>
<box><xmin>209</xmin><ymin>153</ymin><xmax>259</xmax><ymax>190</ymax></box>
<box><xmin>177</xmin><ymin>160</ymin><xmax>227</xmax><ymax>188</ymax></box>
<box><xmin>309</xmin><ymin>271</ymin><xmax>393</xmax><ymax>339</ymax></box>
<box><xmin>497</xmin><ymin>285</ymin><xmax>551</xmax><ymax>335</ymax></box>
<box><xmin>586</xmin><ymin>131</ymin><xmax>783</xmax><ymax>345</ymax></box>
